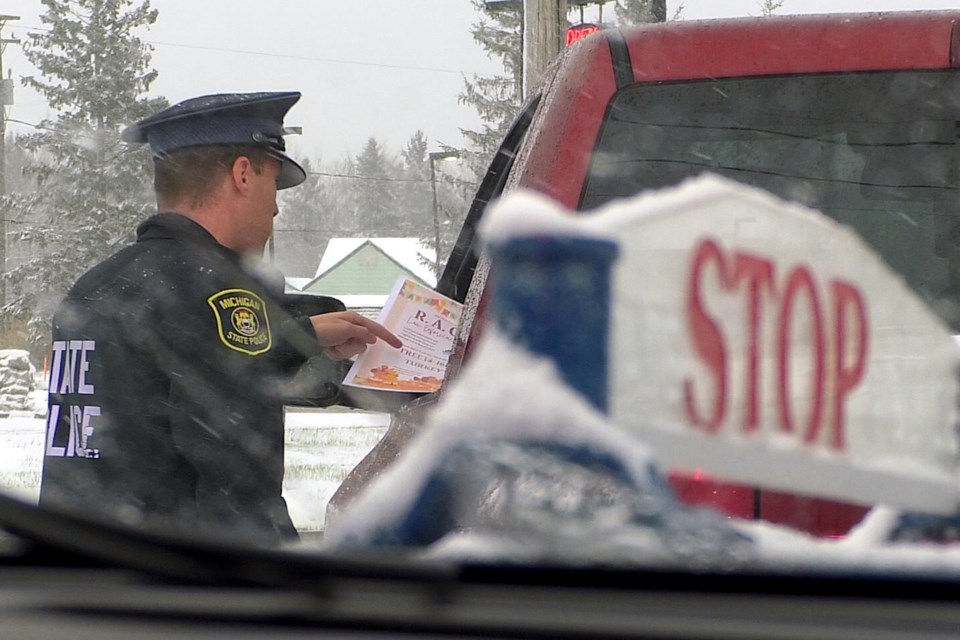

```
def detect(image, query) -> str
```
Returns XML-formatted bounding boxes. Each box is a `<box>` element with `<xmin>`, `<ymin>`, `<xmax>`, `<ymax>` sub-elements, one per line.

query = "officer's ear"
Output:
<box><xmin>231</xmin><ymin>156</ymin><xmax>255</xmax><ymax>194</ymax></box>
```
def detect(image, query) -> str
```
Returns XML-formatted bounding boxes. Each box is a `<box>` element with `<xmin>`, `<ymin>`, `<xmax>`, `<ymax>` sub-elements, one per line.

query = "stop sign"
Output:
<box><xmin>587</xmin><ymin>175</ymin><xmax>960</xmax><ymax>513</ymax></box>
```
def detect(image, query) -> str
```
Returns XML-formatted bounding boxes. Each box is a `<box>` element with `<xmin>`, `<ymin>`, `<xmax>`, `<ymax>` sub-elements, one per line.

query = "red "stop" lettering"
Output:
<box><xmin>682</xmin><ymin>238</ymin><xmax>869</xmax><ymax>451</ymax></box>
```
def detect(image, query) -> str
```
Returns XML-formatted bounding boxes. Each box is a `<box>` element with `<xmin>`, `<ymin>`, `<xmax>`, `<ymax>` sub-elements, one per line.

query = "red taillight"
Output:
<box><xmin>668</xmin><ymin>471</ymin><xmax>870</xmax><ymax>538</ymax></box>
<box><xmin>668</xmin><ymin>472</ymin><xmax>756</xmax><ymax>521</ymax></box>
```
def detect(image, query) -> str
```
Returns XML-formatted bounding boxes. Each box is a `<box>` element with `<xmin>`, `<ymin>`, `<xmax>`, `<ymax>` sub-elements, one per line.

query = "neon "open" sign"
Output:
<box><xmin>567</xmin><ymin>23</ymin><xmax>600</xmax><ymax>46</ymax></box>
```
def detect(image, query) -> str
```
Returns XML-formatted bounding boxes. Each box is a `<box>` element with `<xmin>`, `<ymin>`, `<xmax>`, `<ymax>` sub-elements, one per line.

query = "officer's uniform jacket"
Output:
<box><xmin>40</xmin><ymin>213</ymin><xmax>341</xmax><ymax>545</ymax></box>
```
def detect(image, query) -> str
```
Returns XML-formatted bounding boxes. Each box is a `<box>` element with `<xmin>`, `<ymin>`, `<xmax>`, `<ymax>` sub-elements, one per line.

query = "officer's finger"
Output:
<box><xmin>312</xmin><ymin>312</ymin><xmax>402</xmax><ymax>349</ymax></box>
<box><xmin>350</xmin><ymin>315</ymin><xmax>402</xmax><ymax>348</ymax></box>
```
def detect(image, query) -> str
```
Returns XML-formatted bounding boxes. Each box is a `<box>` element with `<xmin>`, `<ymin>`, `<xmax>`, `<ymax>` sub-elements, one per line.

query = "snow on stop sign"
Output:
<box><xmin>590</xmin><ymin>175</ymin><xmax>960</xmax><ymax>513</ymax></box>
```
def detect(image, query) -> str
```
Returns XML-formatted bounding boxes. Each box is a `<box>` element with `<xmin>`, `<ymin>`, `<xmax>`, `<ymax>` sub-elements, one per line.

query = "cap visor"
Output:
<box><xmin>273</xmin><ymin>152</ymin><xmax>306</xmax><ymax>190</ymax></box>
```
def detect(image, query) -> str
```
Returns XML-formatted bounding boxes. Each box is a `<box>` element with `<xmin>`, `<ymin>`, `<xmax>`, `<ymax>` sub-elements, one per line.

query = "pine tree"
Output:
<box><xmin>614</xmin><ymin>0</ymin><xmax>667</xmax><ymax>23</ymax></box>
<box><xmin>429</xmin><ymin>155</ymin><xmax>472</xmax><ymax>279</ymax></box>
<box><xmin>324</xmin><ymin>156</ymin><xmax>361</xmax><ymax>239</ymax></box>
<box><xmin>274</xmin><ymin>157</ymin><xmax>332</xmax><ymax>277</ymax></box>
<box><xmin>459</xmin><ymin>0</ymin><xmax>523</xmax><ymax>179</ymax></box>
<box><xmin>760</xmin><ymin>0</ymin><xmax>786</xmax><ymax>16</ymax></box>
<box><xmin>398</xmin><ymin>130</ymin><xmax>431</xmax><ymax>235</ymax></box>
<box><xmin>2</xmin><ymin>0</ymin><xmax>166</xmax><ymax>348</ymax></box>
<box><xmin>352</xmin><ymin>137</ymin><xmax>400</xmax><ymax>235</ymax></box>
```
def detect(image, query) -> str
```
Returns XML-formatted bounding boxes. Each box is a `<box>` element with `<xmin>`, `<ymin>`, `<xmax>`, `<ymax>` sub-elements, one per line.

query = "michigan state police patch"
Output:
<box><xmin>207</xmin><ymin>289</ymin><xmax>272</xmax><ymax>356</ymax></box>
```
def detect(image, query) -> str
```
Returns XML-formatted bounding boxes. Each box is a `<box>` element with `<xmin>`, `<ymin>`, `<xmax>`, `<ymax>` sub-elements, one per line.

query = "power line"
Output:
<box><xmin>9</xmin><ymin>24</ymin><xmax>499</xmax><ymax>78</ymax></box>
<box><xmin>307</xmin><ymin>170</ymin><xmax>478</xmax><ymax>188</ymax></box>
<box><xmin>271</xmin><ymin>228</ymin><xmax>378</xmax><ymax>234</ymax></box>
<box><xmin>150</xmin><ymin>40</ymin><xmax>494</xmax><ymax>77</ymax></box>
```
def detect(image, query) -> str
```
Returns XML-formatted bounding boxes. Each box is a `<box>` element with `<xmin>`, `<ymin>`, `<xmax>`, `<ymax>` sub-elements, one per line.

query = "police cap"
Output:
<box><xmin>121</xmin><ymin>91</ymin><xmax>307</xmax><ymax>190</ymax></box>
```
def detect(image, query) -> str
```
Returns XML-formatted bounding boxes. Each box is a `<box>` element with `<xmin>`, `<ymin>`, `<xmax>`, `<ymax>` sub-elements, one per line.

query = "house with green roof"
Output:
<box><xmin>288</xmin><ymin>238</ymin><xmax>437</xmax><ymax>317</ymax></box>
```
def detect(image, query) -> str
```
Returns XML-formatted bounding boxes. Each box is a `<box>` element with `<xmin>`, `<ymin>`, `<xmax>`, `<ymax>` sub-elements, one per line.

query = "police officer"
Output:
<box><xmin>39</xmin><ymin>92</ymin><xmax>401</xmax><ymax>546</ymax></box>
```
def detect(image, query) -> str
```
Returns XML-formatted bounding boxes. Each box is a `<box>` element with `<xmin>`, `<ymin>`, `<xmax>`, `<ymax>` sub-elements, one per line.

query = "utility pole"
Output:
<box><xmin>0</xmin><ymin>15</ymin><xmax>18</xmax><ymax>310</ymax></box>
<box><xmin>485</xmin><ymin>0</ymin><xmax>568</xmax><ymax>99</ymax></box>
<box><xmin>522</xmin><ymin>0</ymin><xmax>567</xmax><ymax>98</ymax></box>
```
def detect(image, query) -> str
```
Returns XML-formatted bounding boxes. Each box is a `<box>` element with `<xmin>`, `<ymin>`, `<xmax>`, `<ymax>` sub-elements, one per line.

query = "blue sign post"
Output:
<box><xmin>488</xmin><ymin>236</ymin><xmax>619</xmax><ymax>412</ymax></box>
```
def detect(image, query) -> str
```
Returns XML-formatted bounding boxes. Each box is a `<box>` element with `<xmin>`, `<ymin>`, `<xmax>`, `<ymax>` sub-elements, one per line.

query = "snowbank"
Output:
<box><xmin>0</xmin><ymin>350</ymin><xmax>37</xmax><ymax>415</ymax></box>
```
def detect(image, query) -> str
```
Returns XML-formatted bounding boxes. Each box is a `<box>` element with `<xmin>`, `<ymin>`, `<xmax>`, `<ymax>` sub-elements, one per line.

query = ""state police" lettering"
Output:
<box><xmin>45</xmin><ymin>340</ymin><xmax>101</xmax><ymax>458</ymax></box>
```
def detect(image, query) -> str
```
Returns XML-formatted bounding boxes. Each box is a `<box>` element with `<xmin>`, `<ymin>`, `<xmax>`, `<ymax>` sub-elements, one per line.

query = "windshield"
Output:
<box><xmin>584</xmin><ymin>70</ymin><xmax>960</xmax><ymax>330</ymax></box>
<box><xmin>7</xmin><ymin>3</ymin><xmax>960</xmax><ymax>635</ymax></box>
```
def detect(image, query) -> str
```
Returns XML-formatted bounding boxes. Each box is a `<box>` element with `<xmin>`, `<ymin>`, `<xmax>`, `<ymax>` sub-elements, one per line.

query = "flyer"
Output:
<box><xmin>343</xmin><ymin>278</ymin><xmax>463</xmax><ymax>393</ymax></box>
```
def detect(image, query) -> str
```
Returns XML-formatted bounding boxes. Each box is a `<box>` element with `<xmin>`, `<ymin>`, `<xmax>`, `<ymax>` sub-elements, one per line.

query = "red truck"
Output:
<box><xmin>339</xmin><ymin>11</ymin><xmax>960</xmax><ymax>537</ymax></box>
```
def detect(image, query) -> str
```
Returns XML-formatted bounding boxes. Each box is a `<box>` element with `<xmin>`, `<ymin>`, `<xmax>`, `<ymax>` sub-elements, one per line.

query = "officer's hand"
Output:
<box><xmin>309</xmin><ymin>311</ymin><xmax>402</xmax><ymax>360</ymax></box>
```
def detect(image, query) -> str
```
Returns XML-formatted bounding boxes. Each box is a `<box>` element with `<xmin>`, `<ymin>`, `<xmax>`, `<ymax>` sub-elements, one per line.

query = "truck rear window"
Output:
<box><xmin>583</xmin><ymin>71</ymin><xmax>960</xmax><ymax>331</ymax></box>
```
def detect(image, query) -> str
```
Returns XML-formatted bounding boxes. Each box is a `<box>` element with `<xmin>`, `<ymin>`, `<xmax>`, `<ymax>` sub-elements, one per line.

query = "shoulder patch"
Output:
<box><xmin>207</xmin><ymin>289</ymin><xmax>272</xmax><ymax>356</ymax></box>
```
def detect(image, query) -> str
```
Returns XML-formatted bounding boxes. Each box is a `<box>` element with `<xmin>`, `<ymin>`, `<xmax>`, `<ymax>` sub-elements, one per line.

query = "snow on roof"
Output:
<box><xmin>313</xmin><ymin>238</ymin><xmax>437</xmax><ymax>286</ymax></box>
<box><xmin>284</xmin><ymin>277</ymin><xmax>311</xmax><ymax>293</ymax></box>
<box><xmin>335</xmin><ymin>294</ymin><xmax>389</xmax><ymax>309</ymax></box>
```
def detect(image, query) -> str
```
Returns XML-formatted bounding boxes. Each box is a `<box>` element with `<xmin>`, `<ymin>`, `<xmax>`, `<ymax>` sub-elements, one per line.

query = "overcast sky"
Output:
<box><xmin>0</xmin><ymin>0</ymin><xmax>959</xmax><ymax>162</ymax></box>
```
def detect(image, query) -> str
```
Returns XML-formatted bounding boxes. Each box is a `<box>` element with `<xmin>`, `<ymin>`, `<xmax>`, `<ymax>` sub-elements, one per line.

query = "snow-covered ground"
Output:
<box><xmin>0</xmin><ymin>410</ymin><xmax>45</xmax><ymax>504</ymax></box>
<box><xmin>0</xmin><ymin>382</ymin><xmax>389</xmax><ymax>532</ymax></box>
<box><xmin>283</xmin><ymin>407</ymin><xmax>390</xmax><ymax>531</ymax></box>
